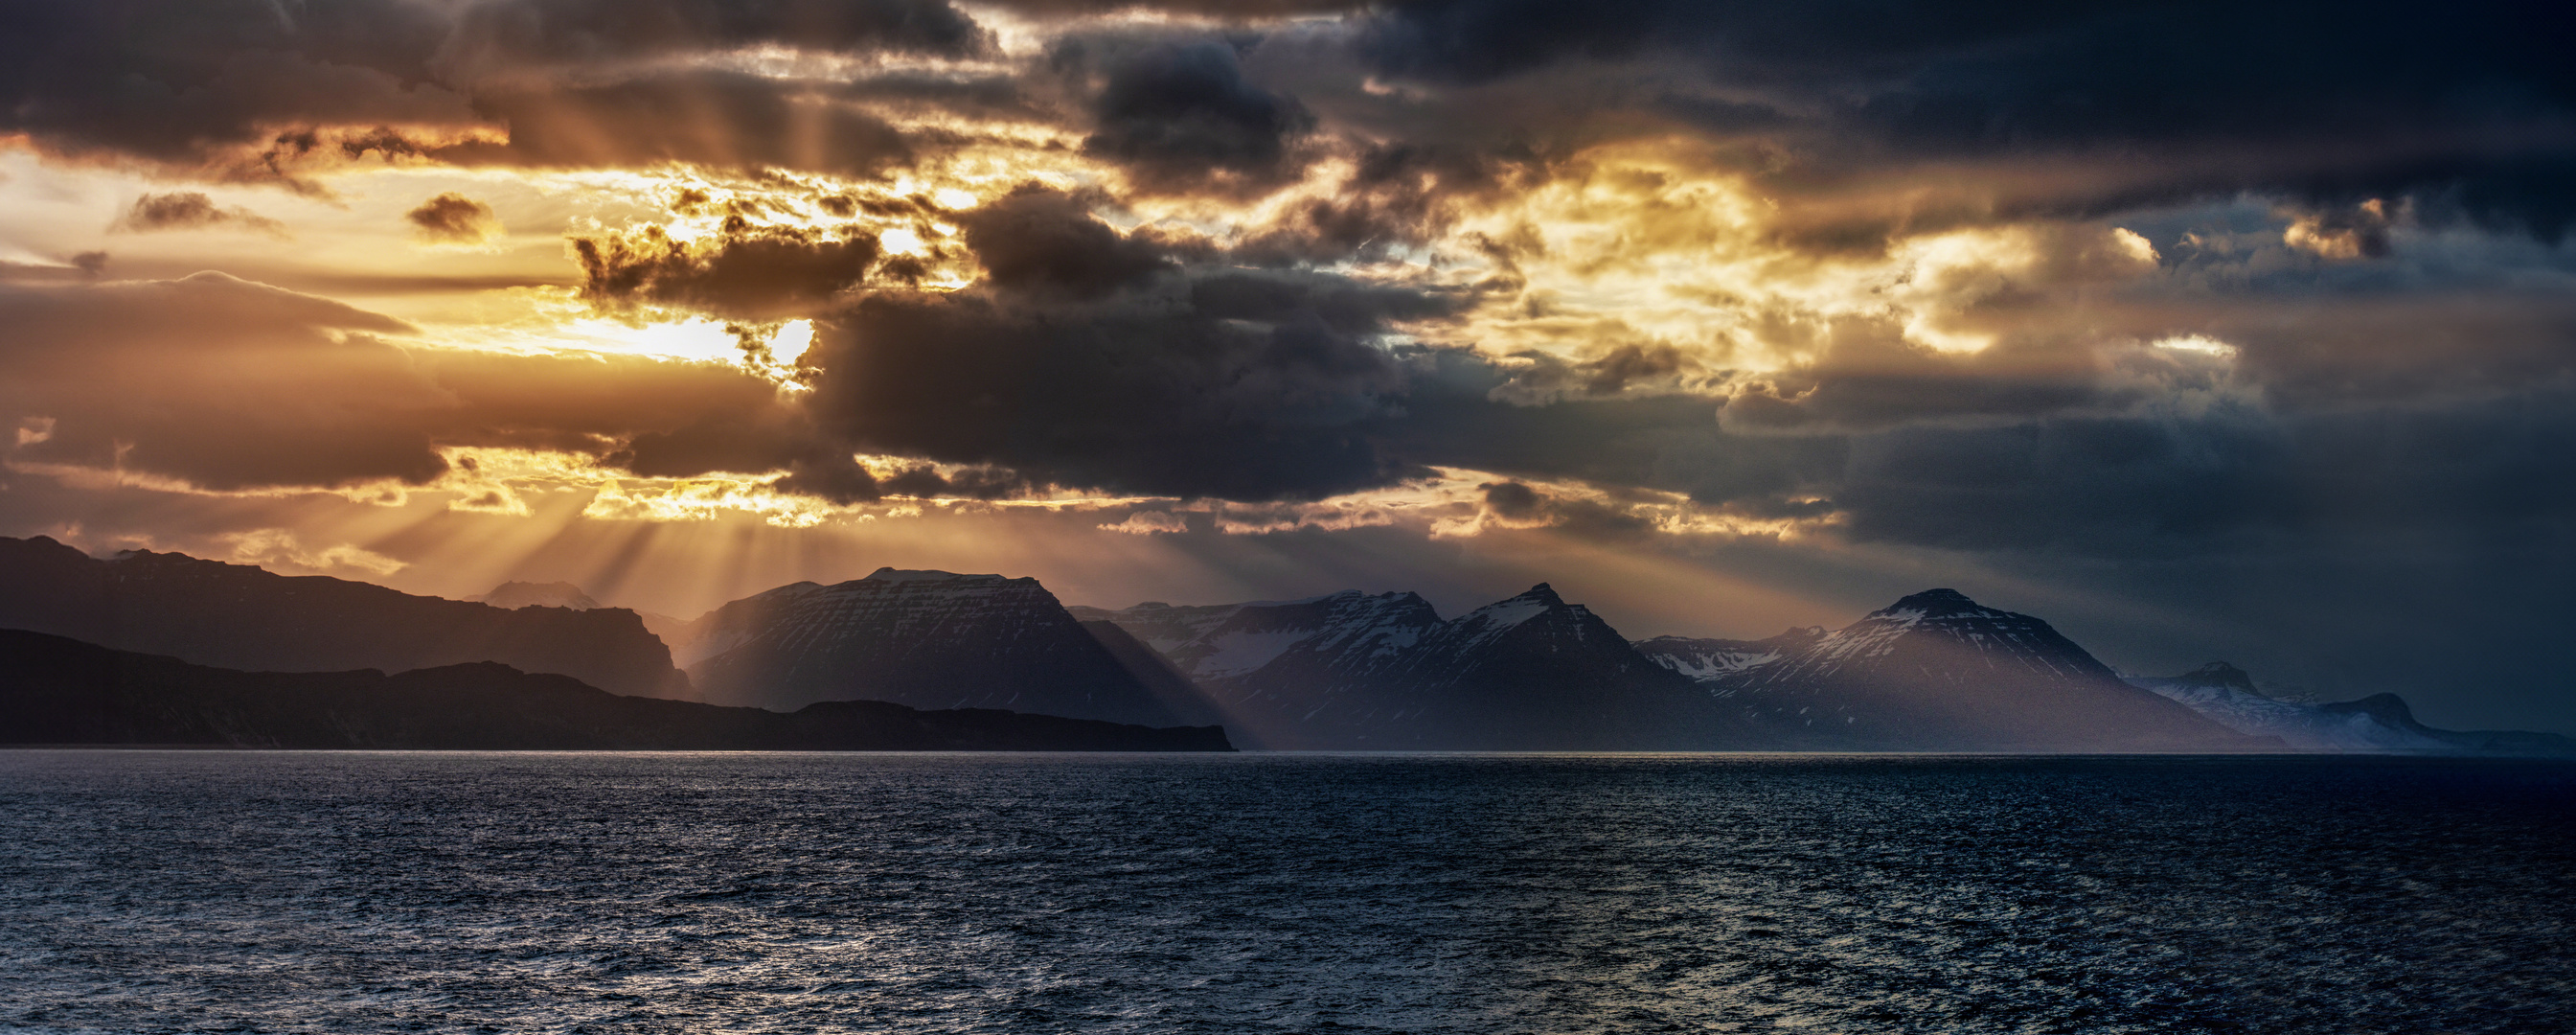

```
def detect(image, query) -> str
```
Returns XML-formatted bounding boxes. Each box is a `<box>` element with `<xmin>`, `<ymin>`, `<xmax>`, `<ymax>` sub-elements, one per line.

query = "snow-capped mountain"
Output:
<box><xmin>2129</xmin><ymin>663</ymin><xmax>2574</xmax><ymax>753</ymax></box>
<box><xmin>1072</xmin><ymin>590</ymin><xmax>1443</xmax><ymax>684</ymax></box>
<box><xmin>474</xmin><ymin>581</ymin><xmax>601</xmax><ymax>610</ymax></box>
<box><xmin>1079</xmin><ymin>584</ymin><xmax>1758</xmax><ymax>749</ymax></box>
<box><xmin>1634</xmin><ymin>588</ymin><xmax>2256</xmax><ymax>750</ymax></box>
<box><xmin>1634</xmin><ymin>628</ymin><xmax>1824</xmax><ymax>682</ymax></box>
<box><xmin>683</xmin><ymin>567</ymin><xmax>1218</xmax><ymax>726</ymax></box>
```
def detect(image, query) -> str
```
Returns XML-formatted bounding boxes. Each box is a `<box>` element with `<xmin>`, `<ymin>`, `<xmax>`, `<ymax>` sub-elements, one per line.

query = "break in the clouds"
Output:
<box><xmin>0</xmin><ymin>0</ymin><xmax>2570</xmax><ymax>727</ymax></box>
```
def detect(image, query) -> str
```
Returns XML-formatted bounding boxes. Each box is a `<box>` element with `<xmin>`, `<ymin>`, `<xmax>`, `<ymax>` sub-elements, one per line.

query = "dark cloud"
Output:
<box><xmin>834</xmin><ymin>72</ymin><xmax>1042</xmax><ymax>122</ymax></box>
<box><xmin>109</xmin><ymin>193</ymin><xmax>288</xmax><ymax>237</ymax></box>
<box><xmin>1478</xmin><ymin>479</ymin><xmax>1542</xmax><ymax>518</ymax></box>
<box><xmin>1815</xmin><ymin>393</ymin><xmax>2576</xmax><ymax>561</ymax></box>
<box><xmin>787</xmin><ymin>209</ymin><xmax>1463</xmax><ymax>497</ymax></box>
<box><xmin>618</xmin><ymin>410</ymin><xmax>881</xmax><ymax>504</ymax></box>
<box><xmin>879</xmin><ymin>465</ymin><xmax>1039</xmax><ymax>500</ymax></box>
<box><xmin>0</xmin><ymin>0</ymin><xmax>469</xmax><ymax>170</ymax></box>
<box><xmin>573</xmin><ymin>220</ymin><xmax>881</xmax><ymax>320</ymax></box>
<box><xmin>1188</xmin><ymin>269</ymin><xmax>1470</xmax><ymax>333</ymax></box>
<box><xmin>0</xmin><ymin>0</ymin><xmax>982</xmax><ymax>176</ymax></box>
<box><xmin>405</xmin><ymin>193</ymin><xmax>502</xmax><ymax>243</ymax></box>
<box><xmin>1469</xmin><ymin>479</ymin><xmax>1658</xmax><ymax>539</ymax></box>
<box><xmin>1358</xmin><ymin>1</ymin><xmax>2576</xmax><ymax>242</ymax></box>
<box><xmin>1716</xmin><ymin>321</ymin><xmax>2146</xmax><ymax>435</ymax></box>
<box><xmin>1079</xmin><ymin>40</ymin><xmax>1316</xmax><ymax>193</ymax></box>
<box><xmin>980</xmin><ymin>0</ymin><xmax>1358</xmax><ymax>13</ymax></box>
<box><xmin>804</xmin><ymin>289</ymin><xmax>1414</xmax><ymax>499</ymax></box>
<box><xmin>432</xmin><ymin>0</ymin><xmax>991</xmax><ymax>79</ymax></box>
<box><xmin>953</xmin><ymin>187</ymin><xmax>1172</xmax><ymax>299</ymax></box>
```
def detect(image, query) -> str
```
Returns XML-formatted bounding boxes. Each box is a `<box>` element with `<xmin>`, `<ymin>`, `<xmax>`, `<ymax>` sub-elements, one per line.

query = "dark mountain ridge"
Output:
<box><xmin>683</xmin><ymin>568</ymin><xmax>1216</xmax><ymax>727</ymax></box>
<box><xmin>0</xmin><ymin>629</ymin><xmax>1230</xmax><ymax>751</ymax></box>
<box><xmin>0</xmin><ymin>536</ymin><xmax>688</xmax><ymax>699</ymax></box>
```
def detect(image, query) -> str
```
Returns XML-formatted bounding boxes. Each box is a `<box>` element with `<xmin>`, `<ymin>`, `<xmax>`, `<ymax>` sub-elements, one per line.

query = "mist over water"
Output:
<box><xmin>2</xmin><ymin>752</ymin><xmax>2569</xmax><ymax>1034</ymax></box>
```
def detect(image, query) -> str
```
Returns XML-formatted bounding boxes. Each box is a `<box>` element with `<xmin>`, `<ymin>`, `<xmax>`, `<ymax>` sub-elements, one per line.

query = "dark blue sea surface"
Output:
<box><xmin>1</xmin><ymin>752</ymin><xmax>2570</xmax><ymax>1034</ymax></box>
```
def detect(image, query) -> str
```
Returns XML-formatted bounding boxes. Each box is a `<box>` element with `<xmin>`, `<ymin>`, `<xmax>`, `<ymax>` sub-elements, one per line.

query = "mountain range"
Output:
<box><xmin>2125</xmin><ymin>662</ymin><xmax>2573</xmax><ymax>753</ymax></box>
<box><xmin>1627</xmin><ymin>589</ymin><xmax>2251</xmax><ymax>751</ymax></box>
<box><xmin>1069</xmin><ymin>585</ymin><xmax>1754</xmax><ymax>749</ymax></box>
<box><xmin>1</xmin><ymin>535</ymin><xmax>2563</xmax><ymax>753</ymax></box>
<box><xmin>0</xmin><ymin>629</ymin><xmax>1229</xmax><ymax>751</ymax></box>
<box><xmin>0</xmin><ymin>536</ymin><xmax>688</xmax><ymax>699</ymax></box>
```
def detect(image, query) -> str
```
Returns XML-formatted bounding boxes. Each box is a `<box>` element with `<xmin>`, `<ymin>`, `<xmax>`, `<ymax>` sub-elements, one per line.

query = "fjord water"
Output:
<box><xmin>2</xmin><ymin>753</ymin><xmax>2569</xmax><ymax>1034</ymax></box>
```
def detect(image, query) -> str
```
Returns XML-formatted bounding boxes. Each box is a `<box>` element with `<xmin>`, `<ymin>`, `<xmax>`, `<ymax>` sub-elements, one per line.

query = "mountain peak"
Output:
<box><xmin>1460</xmin><ymin>584</ymin><xmax>1567</xmax><ymax>626</ymax></box>
<box><xmin>2178</xmin><ymin>661</ymin><xmax>2258</xmax><ymax>692</ymax></box>
<box><xmin>1884</xmin><ymin>587</ymin><xmax>1985</xmax><ymax>615</ymax></box>
<box><xmin>863</xmin><ymin>566</ymin><xmax>1008</xmax><ymax>584</ymax></box>
<box><xmin>476</xmin><ymin>581</ymin><xmax>599</xmax><ymax>610</ymax></box>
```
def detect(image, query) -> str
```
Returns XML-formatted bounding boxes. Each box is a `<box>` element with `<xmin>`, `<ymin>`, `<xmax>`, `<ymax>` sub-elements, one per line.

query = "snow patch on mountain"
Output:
<box><xmin>1195</xmin><ymin>631</ymin><xmax>1315</xmax><ymax>678</ymax></box>
<box><xmin>2128</xmin><ymin>662</ymin><xmax>2453</xmax><ymax>750</ymax></box>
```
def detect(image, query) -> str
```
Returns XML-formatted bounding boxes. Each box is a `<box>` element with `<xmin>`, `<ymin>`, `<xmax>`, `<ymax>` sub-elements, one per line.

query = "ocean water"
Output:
<box><xmin>1</xmin><ymin>752</ymin><xmax>2570</xmax><ymax>1034</ymax></box>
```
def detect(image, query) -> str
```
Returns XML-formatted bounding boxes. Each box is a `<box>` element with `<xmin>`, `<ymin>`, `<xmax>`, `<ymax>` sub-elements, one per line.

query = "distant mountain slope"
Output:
<box><xmin>1083</xmin><ymin>585</ymin><xmax>1762</xmax><ymax>749</ymax></box>
<box><xmin>1635</xmin><ymin>589</ymin><xmax>2259</xmax><ymax>751</ymax></box>
<box><xmin>476</xmin><ymin>581</ymin><xmax>600</xmax><ymax>610</ymax></box>
<box><xmin>0</xmin><ymin>536</ymin><xmax>689</xmax><ymax>699</ymax></box>
<box><xmin>1634</xmin><ymin>628</ymin><xmax>1825</xmax><ymax>683</ymax></box>
<box><xmin>684</xmin><ymin>568</ymin><xmax>1219</xmax><ymax>727</ymax></box>
<box><xmin>0</xmin><ymin>629</ymin><xmax>1230</xmax><ymax>751</ymax></box>
<box><xmin>2130</xmin><ymin>662</ymin><xmax>2575</xmax><ymax>754</ymax></box>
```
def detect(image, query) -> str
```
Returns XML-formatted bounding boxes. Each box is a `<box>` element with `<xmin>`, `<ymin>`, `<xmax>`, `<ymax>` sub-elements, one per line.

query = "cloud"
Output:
<box><xmin>1100</xmin><ymin>509</ymin><xmax>1189</xmax><ymax>534</ymax></box>
<box><xmin>772</xmin><ymin>200</ymin><xmax>1477</xmax><ymax>499</ymax></box>
<box><xmin>0</xmin><ymin>273</ymin><xmax>783</xmax><ymax>493</ymax></box>
<box><xmin>443</xmin><ymin>71</ymin><xmax>919</xmax><ymax>177</ymax></box>
<box><xmin>110</xmin><ymin>193</ymin><xmax>288</xmax><ymax>237</ymax></box>
<box><xmin>221</xmin><ymin>528</ymin><xmax>407</xmax><ymax>578</ymax></box>
<box><xmin>1078</xmin><ymin>40</ymin><xmax>1316</xmax><ymax>194</ymax></box>
<box><xmin>2281</xmin><ymin>199</ymin><xmax>2393</xmax><ymax>261</ymax></box>
<box><xmin>954</xmin><ymin>186</ymin><xmax>1173</xmax><ymax>299</ymax></box>
<box><xmin>572</xmin><ymin>220</ymin><xmax>882</xmax><ymax>320</ymax></box>
<box><xmin>406</xmin><ymin>192</ymin><xmax>504</xmax><ymax>244</ymax></box>
<box><xmin>431</xmin><ymin>0</ymin><xmax>992</xmax><ymax>80</ymax></box>
<box><xmin>803</xmin><ymin>287</ymin><xmax>1416</xmax><ymax>499</ymax></box>
<box><xmin>0</xmin><ymin>0</ymin><xmax>475</xmax><ymax>175</ymax></box>
<box><xmin>615</xmin><ymin>409</ymin><xmax>883</xmax><ymax>505</ymax></box>
<box><xmin>1358</xmin><ymin>1</ymin><xmax>2576</xmax><ymax>242</ymax></box>
<box><xmin>0</xmin><ymin>0</ymin><xmax>986</xmax><ymax>180</ymax></box>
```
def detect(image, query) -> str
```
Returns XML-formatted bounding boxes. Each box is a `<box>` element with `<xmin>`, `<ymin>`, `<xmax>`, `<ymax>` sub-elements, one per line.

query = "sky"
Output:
<box><xmin>1</xmin><ymin>0</ymin><xmax>2570</xmax><ymax>730</ymax></box>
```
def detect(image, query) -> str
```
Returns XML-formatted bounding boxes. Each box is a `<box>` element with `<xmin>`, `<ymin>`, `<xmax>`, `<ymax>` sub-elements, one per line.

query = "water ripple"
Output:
<box><xmin>1</xmin><ymin>751</ymin><xmax>2570</xmax><ymax>1034</ymax></box>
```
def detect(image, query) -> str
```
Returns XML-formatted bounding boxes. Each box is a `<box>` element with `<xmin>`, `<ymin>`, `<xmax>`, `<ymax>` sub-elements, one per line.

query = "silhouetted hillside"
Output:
<box><xmin>0</xmin><ymin>536</ymin><xmax>688</xmax><ymax>698</ymax></box>
<box><xmin>682</xmin><ymin>568</ymin><xmax>1218</xmax><ymax>727</ymax></box>
<box><xmin>0</xmin><ymin>629</ymin><xmax>1231</xmax><ymax>751</ymax></box>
